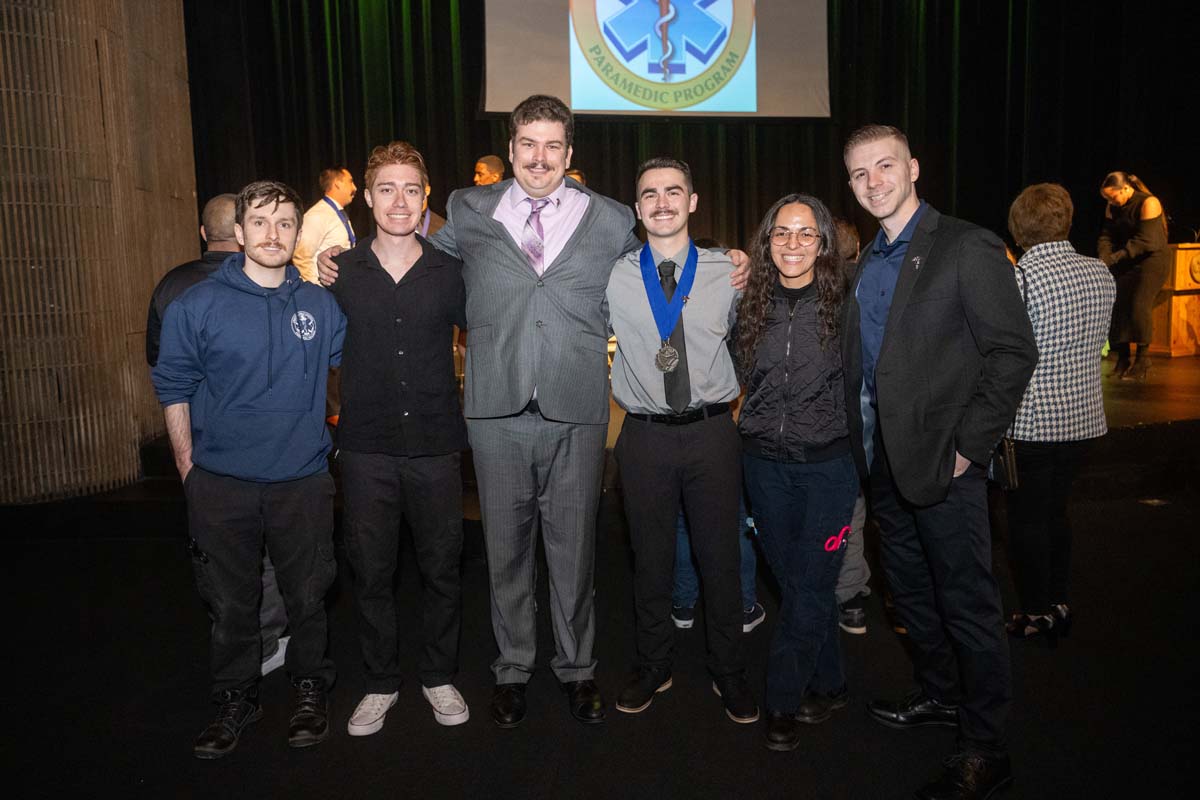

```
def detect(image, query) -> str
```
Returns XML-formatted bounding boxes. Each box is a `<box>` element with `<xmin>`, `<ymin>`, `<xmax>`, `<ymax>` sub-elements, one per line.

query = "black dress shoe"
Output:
<box><xmin>915</xmin><ymin>751</ymin><xmax>1013</xmax><ymax>799</ymax></box>
<box><xmin>712</xmin><ymin>673</ymin><xmax>759</xmax><ymax>724</ymax></box>
<box><xmin>1050</xmin><ymin>603</ymin><xmax>1073</xmax><ymax>638</ymax></box>
<box><xmin>287</xmin><ymin>677</ymin><xmax>330</xmax><ymax>748</ymax></box>
<box><xmin>868</xmin><ymin>689</ymin><xmax>958</xmax><ymax>729</ymax></box>
<box><xmin>562</xmin><ymin>679</ymin><xmax>606</xmax><ymax>724</ymax></box>
<box><xmin>763</xmin><ymin>710</ymin><xmax>802</xmax><ymax>752</ymax></box>
<box><xmin>491</xmin><ymin>683</ymin><xmax>527</xmax><ymax>728</ymax></box>
<box><xmin>194</xmin><ymin>687</ymin><xmax>262</xmax><ymax>759</ymax></box>
<box><xmin>796</xmin><ymin>685</ymin><xmax>849</xmax><ymax>724</ymax></box>
<box><xmin>616</xmin><ymin>667</ymin><xmax>672</xmax><ymax>713</ymax></box>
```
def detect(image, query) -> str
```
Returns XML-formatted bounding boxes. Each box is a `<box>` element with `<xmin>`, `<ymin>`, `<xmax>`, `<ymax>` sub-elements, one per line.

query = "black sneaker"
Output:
<box><xmin>287</xmin><ymin>677</ymin><xmax>330</xmax><ymax>748</ymax></box>
<box><xmin>616</xmin><ymin>667</ymin><xmax>672</xmax><ymax>713</ymax></box>
<box><xmin>194</xmin><ymin>687</ymin><xmax>262</xmax><ymax>759</ymax></box>
<box><xmin>671</xmin><ymin>605</ymin><xmax>695</xmax><ymax>630</ymax></box>
<box><xmin>712</xmin><ymin>673</ymin><xmax>759</xmax><ymax>724</ymax></box>
<box><xmin>742</xmin><ymin>602</ymin><xmax>766</xmax><ymax>633</ymax></box>
<box><xmin>838</xmin><ymin>593</ymin><xmax>868</xmax><ymax>635</ymax></box>
<box><xmin>916</xmin><ymin>750</ymin><xmax>1013</xmax><ymax>799</ymax></box>
<box><xmin>796</xmin><ymin>685</ymin><xmax>849</xmax><ymax>724</ymax></box>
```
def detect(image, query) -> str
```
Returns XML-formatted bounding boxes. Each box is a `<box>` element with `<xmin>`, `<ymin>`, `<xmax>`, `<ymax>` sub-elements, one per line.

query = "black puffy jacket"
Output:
<box><xmin>738</xmin><ymin>284</ymin><xmax>849</xmax><ymax>462</ymax></box>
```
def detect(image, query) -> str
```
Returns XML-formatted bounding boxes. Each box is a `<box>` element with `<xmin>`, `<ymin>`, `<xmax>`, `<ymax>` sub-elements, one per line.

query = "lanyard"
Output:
<box><xmin>322</xmin><ymin>196</ymin><xmax>356</xmax><ymax>246</ymax></box>
<box><xmin>639</xmin><ymin>241</ymin><xmax>698</xmax><ymax>343</ymax></box>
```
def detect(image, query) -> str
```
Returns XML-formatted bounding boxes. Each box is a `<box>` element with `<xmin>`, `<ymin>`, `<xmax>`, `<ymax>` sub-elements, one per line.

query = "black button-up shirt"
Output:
<box><xmin>330</xmin><ymin>235</ymin><xmax>468</xmax><ymax>456</ymax></box>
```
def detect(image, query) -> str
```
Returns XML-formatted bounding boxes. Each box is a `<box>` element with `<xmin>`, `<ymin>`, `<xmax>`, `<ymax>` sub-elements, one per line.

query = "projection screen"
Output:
<box><xmin>483</xmin><ymin>1</ymin><xmax>830</xmax><ymax>118</ymax></box>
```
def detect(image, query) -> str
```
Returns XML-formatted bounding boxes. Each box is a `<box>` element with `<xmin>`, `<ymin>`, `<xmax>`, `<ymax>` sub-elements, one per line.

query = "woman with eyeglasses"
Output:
<box><xmin>734</xmin><ymin>194</ymin><xmax>859</xmax><ymax>751</ymax></box>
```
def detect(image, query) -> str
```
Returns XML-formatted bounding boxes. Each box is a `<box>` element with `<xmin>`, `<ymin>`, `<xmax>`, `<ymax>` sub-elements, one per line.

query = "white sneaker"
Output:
<box><xmin>422</xmin><ymin>684</ymin><xmax>470</xmax><ymax>726</ymax></box>
<box><xmin>347</xmin><ymin>692</ymin><xmax>399</xmax><ymax>736</ymax></box>
<box><xmin>260</xmin><ymin>635</ymin><xmax>289</xmax><ymax>676</ymax></box>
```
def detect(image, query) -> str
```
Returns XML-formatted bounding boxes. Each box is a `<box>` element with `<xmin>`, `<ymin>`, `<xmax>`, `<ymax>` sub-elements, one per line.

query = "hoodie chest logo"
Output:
<box><xmin>291</xmin><ymin>310</ymin><xmax>317</xmax><ymax>341</ymax></box>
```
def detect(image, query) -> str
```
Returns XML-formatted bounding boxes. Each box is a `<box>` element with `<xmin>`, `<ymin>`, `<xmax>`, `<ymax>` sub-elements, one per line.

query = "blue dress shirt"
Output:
<box><xmin>856</xmin><ymin>201</ymin><xmax>926</xmax><ymax>466</ymax></box>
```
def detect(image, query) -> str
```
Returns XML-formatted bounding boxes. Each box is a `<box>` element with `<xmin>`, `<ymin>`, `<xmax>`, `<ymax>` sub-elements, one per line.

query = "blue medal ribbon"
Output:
<box><xmin>640</xmin><ymin>240</ymin><xmax>698</xmax><ymax>343</ymax></box>
<box><xmin>322</xmin><ymin>196</ymin><xmax>356</xmax><ymax>246</ymax></box>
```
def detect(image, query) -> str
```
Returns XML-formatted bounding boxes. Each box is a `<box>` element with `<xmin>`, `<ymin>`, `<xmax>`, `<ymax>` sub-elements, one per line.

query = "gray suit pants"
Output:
<box><xmin>467</xmin><ymin>411</ymin><xmax>606</xmax><ymax>684</ymax></box>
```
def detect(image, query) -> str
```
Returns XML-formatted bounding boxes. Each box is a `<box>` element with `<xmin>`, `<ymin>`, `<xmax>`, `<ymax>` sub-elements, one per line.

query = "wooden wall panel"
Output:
<box><xmin>0</xmin><ymin>0</ymin><xmax>197</xmax><ymax>503</ymax></box>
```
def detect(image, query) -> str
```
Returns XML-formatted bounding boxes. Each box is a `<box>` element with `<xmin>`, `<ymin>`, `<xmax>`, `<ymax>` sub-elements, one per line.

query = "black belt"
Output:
<box><xmin>626</xmin><ymin>402</ymin><xmax>730</xmax><ymax>426</ymax></box>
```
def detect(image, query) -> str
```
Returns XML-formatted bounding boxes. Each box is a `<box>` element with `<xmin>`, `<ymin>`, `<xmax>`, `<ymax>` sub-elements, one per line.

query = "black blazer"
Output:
<box><xmin>841</xmin><ymin>206</ymin><xmax>1037</xmax><ymax>506</ymax></box>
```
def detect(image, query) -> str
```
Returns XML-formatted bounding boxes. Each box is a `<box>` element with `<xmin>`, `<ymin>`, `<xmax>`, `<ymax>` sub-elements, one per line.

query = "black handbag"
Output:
<box><xmin>989</xmin><ymin>437</ymin><xmax>1019</xmax><ymax>490</ymax></box>
<box><xmin>989</xmin><ymin>265</ymin><xmax>1026</xmax><ymax>490</ymax></box>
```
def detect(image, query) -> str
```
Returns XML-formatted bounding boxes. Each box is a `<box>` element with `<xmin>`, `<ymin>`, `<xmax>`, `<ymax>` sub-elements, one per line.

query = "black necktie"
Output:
<box><xmin>658</xmin><ymin>259</ymin><xmax>691</xmax><ymax>413</ymax></box>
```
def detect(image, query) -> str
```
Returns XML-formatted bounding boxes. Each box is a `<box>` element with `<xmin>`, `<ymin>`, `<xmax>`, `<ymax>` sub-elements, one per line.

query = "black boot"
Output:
<box><xmin>1111</xmin><ymin>351</ymin><xmax>1131</xmax><ymax>379</ymax></box>
<box><xmin>287</xmin><ymin>677</ymin><xmax>330</xmax><ymax>748</ymax></box>
<box><xmin>1121</xmin><ymin>350</ymin><xmax>1150</xmax><ymax>381</ymax></box>
<box><xmin>916</xmin><ymin>750</ymin><xmax>1012</xmax><ymax>799</ymax></box>
<box><xmin>193</xmin><ymin>686</ymin><xmax>262</xmax><ymax>759</ymax></box>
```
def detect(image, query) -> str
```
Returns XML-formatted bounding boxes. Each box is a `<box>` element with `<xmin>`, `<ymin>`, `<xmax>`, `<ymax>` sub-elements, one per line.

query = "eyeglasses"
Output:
<box><xmin>769</xmin><ymin>227</ymin><xmax>822</xmax><ymax>247</ymax></box>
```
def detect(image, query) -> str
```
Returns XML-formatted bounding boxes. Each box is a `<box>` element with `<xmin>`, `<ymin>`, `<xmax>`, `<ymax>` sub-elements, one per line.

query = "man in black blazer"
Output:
<box><xmin>841</xmin><ymin>125</ymin><xmax>1036</xmax><ymax>800</ymax></box>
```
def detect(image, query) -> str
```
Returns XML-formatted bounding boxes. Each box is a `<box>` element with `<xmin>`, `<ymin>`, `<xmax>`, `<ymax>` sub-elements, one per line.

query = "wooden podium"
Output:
<box><xmin>1150</xmin><ymin>244</ymin><xmax>1200</xmax><ymax>357</ymax></box>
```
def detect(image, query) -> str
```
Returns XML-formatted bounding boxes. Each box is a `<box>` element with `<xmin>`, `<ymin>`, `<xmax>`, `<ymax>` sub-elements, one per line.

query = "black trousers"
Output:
<box><xmin>1004</xmin><ymin>438</ymin><xmax>1091</xmax><ymax>614</ymax></box>
<box><xmin>339</xmin><ymin>450</ymin><xmax>464</xmax><ymax>692</ymax></box>
<box><xmin>615</xmin><ymin>411</ymin><xmax>744</xmax><ymax>677</ymax></box>
<box><xmin>186</xmin><ymin>467</ymin><xmax>337</xmax><ymax>700</ymax></box>
<box><xmin>869</xmin><ymin>445</ymin><xmax>1010</xmax><ymax>754</ymax></box>
<box><xmin>1111</xmin><ymin>258</ymin><xmax>1170</xmax><ymax>345</ymax></box>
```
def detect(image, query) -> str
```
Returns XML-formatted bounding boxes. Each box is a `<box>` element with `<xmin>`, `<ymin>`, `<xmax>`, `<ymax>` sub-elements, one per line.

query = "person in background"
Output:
<box><xmin>1004</xmin><ymin>183</ymin><xmax>1114</xmax><ymax>641</ymax></box>
<box><xmin>671</xmin><ymin>235</ymin><xmax>765</xmax><ymax>635</ymax></box>
<box><xmin>565</xmin><ymin>168</ymin><xmax>587</xmax><ymax>186</ymax></box>
<box><xmin>146</xmin><ymin>193</ymin><xmax>290</xmax><ymax>679</ymax></box>
<box><xmin>1097</xmin><ymin>171</ymin><xmax>1169</xmax><ymax>381</ymax></box>
<box><xmin>473</xmin><ymin>154</ymin><xmax>504</xmax><ymax>186</ymax></box>
<box><xmin>293</xmin><ymin>167</ymin><xmax>357</xmax><ymax>284</ymax></box>
<box><xmin>736</xmin><ymin>193</ymin><xmax>859</xmax><ymax>751</ymax></box>
<box><xmin>830</xmin><ymin>216</ymin><xmax>872</xmax><ymax>636</ymax></box>
<box><xmin>420</xmin><ymin>181</ymin><xmax>447</xmax><ymax>238</ymax></box>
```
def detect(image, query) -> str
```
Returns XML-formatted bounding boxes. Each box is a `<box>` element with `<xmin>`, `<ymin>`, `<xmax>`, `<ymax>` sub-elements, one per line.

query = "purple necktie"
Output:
<box><xmin>522</xmin><ymin>197</ymin><xmax>551</xmax><ymax>275</ymax></box>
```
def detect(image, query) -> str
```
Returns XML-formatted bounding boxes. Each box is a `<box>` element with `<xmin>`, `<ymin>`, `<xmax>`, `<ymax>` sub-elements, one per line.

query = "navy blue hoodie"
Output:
<box><xmin>152</xmin><ymin>254</ymin><xmax>346</xmax><ymax>482</ymax></box>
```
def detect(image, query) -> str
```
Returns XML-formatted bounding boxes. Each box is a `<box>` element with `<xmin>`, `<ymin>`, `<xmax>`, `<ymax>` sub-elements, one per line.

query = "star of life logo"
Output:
<box><xmin>571</xmin><ymin>1</ymin><xmax>755</xmax><ymax>111</ymax></box>
<box><xmin>291</xmin><ymin>310</ymin><xmax>317</xmax><ymax>341</ymax></box>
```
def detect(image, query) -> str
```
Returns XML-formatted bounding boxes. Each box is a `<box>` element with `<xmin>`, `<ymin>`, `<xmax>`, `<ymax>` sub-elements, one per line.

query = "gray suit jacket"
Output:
<box><xmin>432</xmin><ymin>178</ymin><xmax>639</xmax><ymax>424</ymax></box>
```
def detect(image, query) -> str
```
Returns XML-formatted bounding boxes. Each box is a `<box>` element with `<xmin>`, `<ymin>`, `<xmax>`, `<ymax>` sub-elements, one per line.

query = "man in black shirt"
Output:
<box><xmin>145</xmin><ymin>193</ymin><xmax>290</xmax><ymax>679</ymax></box>
<box><xmin>328</xmin><ymin>141</ymin><xmax>470</xmax><ymax>736</ymax></box>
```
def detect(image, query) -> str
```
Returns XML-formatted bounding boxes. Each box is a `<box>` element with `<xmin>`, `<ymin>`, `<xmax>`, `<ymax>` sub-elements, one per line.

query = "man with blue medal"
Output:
<box><xmin>605</xmin><ymin>157</ymin><xmax>757</xmax><ymax>725</ymax></box>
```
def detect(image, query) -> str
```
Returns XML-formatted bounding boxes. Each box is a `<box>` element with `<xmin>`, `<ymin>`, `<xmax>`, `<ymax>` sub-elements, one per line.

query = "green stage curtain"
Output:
<box><xmin>185</xmin><ymin>0</ymin><xmax>1198</xmax><ymax>251</ymax></box>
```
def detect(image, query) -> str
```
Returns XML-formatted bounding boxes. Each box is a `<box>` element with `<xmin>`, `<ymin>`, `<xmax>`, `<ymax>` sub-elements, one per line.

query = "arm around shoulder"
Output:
<box><xmin>428</xmin><ymin>190</ymin><xmax>461</xmax><ymax>259</ymax></box>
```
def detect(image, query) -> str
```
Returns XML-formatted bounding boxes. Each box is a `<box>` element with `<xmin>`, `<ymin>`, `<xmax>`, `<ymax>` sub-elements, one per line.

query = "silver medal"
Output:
<box><xmin>655</xmin><ymin>343</ymin><xmax>679</xmax><ymax>372</ymax></box>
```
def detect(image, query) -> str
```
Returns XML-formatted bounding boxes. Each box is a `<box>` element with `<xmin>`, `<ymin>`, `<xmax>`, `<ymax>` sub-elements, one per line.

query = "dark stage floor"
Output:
<box><xmin>4</xmin><ymin>357</ymin><xmax>1198</xmax><ymax>798</ymax></box>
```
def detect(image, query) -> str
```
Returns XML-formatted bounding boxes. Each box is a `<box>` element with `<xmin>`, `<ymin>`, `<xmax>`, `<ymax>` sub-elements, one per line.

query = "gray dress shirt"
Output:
<box><xmin>605</xmin><ymin>244</ymin><xmax>741</xmax><ymax>414</ymax></box>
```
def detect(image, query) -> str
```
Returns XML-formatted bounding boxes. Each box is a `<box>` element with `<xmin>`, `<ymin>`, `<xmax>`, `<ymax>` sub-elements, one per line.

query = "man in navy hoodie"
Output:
<box><xmin>153</xmin><ymin>180</ymin><xmax>347</xmax><ymax>759</ymax></box>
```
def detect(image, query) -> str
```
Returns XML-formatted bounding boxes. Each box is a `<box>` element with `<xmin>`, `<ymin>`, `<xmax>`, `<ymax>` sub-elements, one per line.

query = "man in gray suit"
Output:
<box><xmin>323</xmin><ymin>96</ymin><xmax>640</xmax><ymax>727</ymax></box>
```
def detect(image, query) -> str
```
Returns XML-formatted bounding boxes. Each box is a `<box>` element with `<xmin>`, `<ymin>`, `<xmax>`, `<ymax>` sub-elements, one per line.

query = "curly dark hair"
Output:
<box><xmin>735</xmin><ymin>193</ymin><xmax>845</xmax><ymax>376</ymax></box>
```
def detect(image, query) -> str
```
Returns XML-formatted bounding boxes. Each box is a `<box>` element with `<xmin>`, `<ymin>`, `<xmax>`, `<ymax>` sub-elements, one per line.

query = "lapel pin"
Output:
<box><xmin>912</xmin><ymin>257</ymin><xmax>922</xmax><ymax>270</ymax></box>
